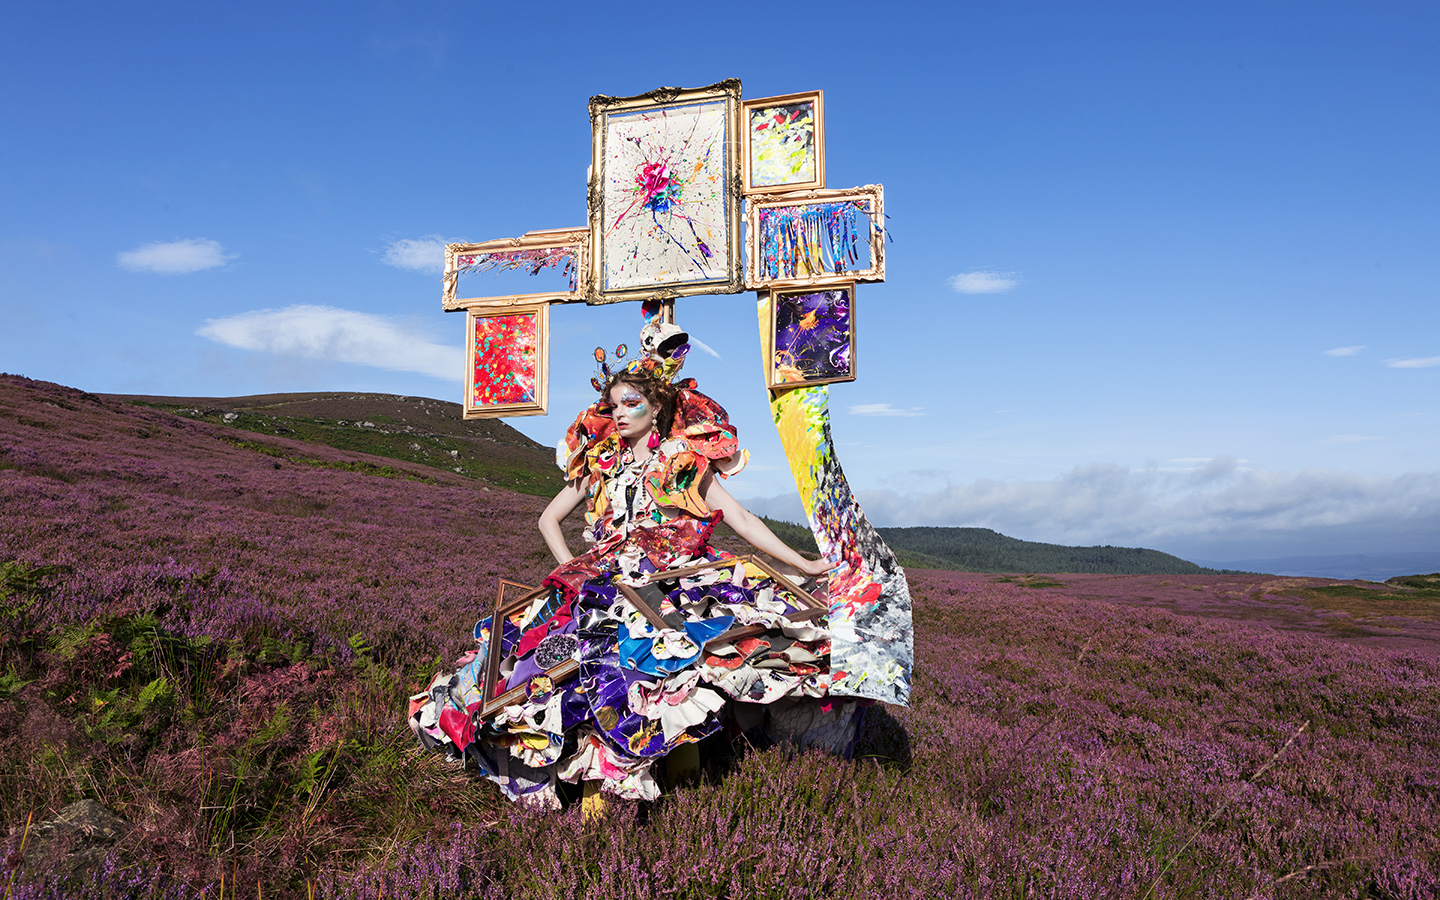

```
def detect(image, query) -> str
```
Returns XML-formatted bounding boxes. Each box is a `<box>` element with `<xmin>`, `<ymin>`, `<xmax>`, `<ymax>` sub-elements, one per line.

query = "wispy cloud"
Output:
<box><xmin>690</xmin><ymin>337</ymin><xmax>722</xmax><ymax>360</ymax></box>
<box><xmin>117</xmin><ymin>238</ymin><xmax>235</xmax><ymax>274</ymax></box>
<box><xmin>381</xmin><ymin>236</ymin><xmax>449</xmax><ymax>274</ymax></box>
<box><xmin>1386</xmin><ymin>356</ymin><xmax>1440</xmax><ymax>369</ymax></box>
<box><xmin>948</xmin><ymin>270</ymin><xmax>1020</xmax><ymax>294</ymax></box>
<box><xmin>1324</xmin><ymin>345</ymin><xmax>1365</xmax><ymax>357</ymax></box>
<box><xmin>1323</xmin><ymin>434</ymin><xmax>1383</xmax><ymax>444</ymax></box>
<box><xmin>196</xmin><ymin>304</ymin><xmax>461</xmax><ymax>380</ymax></box>
<box><xmin>850</xmin><ymin>403</ymin><xmax>925</xmax><ymax>417</ymax></box>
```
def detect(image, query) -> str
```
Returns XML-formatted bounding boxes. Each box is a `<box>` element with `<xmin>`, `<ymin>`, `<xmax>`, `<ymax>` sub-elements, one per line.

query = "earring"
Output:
<box><xmin>647</xmin><ymin>430</ymin><xmax>660</xmax><ymax>450</ymax></box>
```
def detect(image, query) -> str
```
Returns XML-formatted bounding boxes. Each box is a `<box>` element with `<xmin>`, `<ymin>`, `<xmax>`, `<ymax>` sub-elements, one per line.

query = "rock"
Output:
<box><xmin>18</xmin><ymin>800</ymin><xmax>130</xmax><ymax>876</ymax></box>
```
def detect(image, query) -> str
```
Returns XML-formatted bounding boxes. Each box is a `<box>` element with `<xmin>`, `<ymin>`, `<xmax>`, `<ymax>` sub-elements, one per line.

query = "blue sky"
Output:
<box><xmin>3</xmin><ymin>1</ymin><xmax>1438</xmax><ymax>566</ymax></box>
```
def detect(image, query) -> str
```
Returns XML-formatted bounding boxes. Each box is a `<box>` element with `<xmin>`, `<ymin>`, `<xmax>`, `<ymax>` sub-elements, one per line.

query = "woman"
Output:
<box><xmin>408</xmin><ymin>323</ymin><xmax>840</xmax><ymax>808</ymax></box>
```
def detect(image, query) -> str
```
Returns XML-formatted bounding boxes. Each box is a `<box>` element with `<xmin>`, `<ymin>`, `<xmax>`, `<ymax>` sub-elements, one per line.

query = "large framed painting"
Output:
<box><xmin>767</xmin><ymin>282</ymin><xmax>857</xmax><ymax>390</ymax></box>
<box><xmin>587</xmin><ymin>80</ymin><xmax>744</xmax><ymax>304</ymax></box>
<box><xmin>443</xmin><ymin>228</ymin><xmax>587</xmax><ymax>311</ymax></box>
<box><xmin>464</xmin><ymin>302</ymin><xmax>549</xmax><ymax>419</ymax></box>
<box><xmin>742</xmin><ymin>90</ymin><xmax>824</xmax><ymax>195</ymax></box>
<box><xmin>745</xmin><ymin>184</ymin><xmax>886</xmax><ymax>289</ymax></box>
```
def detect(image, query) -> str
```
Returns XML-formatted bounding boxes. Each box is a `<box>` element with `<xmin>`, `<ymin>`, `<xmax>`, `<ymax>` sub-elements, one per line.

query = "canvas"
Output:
<box><xmin>746</xmin><ymin>185</ymin><xmax>886</xmax><ymax>289</ymax></box>
<box><xmin>588</xmin><ymin>81</ymin><xmax>744</xmax><ymax>303</ymax></box>
<box><xmin>742</xmin><ymin>90</ymin><xmax>824</xmax><ymax>194</ymax></box>
<box><xmin>464</xmin><ymin>303</ymin><xmax>549</xmax><ymax>419</ymax></box>
<box><xmin>769</xmin><ymin>282</ymin><xmax>857</xmax><ymax>389</ymax></box>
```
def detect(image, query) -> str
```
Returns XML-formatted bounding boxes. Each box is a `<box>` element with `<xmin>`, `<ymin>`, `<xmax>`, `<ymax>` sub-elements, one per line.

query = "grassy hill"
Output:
<box><xmin>104</xmin><ymin>390</ymin><xmax>1224</xmax><ymax>576</ymax></box>
<box><xmin>2</xmin><ymin>374</ymin><xmax>1437</xmax><ymax>898</ymax></box>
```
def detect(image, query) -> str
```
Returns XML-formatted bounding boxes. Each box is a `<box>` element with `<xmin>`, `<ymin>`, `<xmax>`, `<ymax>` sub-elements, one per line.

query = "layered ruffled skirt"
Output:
<box><xmin>407</xmin><ymin>519</ymin><xmax>849</xmax><ymax>807</ymax></box>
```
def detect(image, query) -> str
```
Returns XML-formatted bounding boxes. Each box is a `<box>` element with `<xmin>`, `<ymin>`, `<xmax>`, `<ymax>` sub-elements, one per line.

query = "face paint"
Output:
<box><xmin>608</xmin><ymin>384</ymin><xmax>655</xmax><ymax>441</ymax></box>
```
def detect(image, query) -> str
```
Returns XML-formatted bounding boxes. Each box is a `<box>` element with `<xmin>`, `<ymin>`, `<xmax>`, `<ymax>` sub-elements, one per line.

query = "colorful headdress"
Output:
<box><xmin>590</xmin><ymin>310</ymin><xmax>692</xmax><ymax>392</ymax></box>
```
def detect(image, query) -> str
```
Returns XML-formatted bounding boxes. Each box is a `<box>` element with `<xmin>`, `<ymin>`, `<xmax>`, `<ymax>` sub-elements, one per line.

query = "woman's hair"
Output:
<box><xmin>602</xmin><ymin>370</ymin><xmax>677</xmax><ymax>439</ymax></box>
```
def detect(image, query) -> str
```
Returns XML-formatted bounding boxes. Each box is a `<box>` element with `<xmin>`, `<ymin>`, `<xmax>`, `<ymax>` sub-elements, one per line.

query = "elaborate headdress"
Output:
<box><xmin>590</xmin><ymin>303</ymin><xmax>692</xmax><ymax>392</ymax></box>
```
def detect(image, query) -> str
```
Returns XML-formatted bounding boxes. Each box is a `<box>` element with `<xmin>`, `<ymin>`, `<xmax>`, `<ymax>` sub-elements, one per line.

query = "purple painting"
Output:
<box><xmin>771</xmin><ymin>286</ymin><xmax>855</xmax><ymax>387</ymax></box>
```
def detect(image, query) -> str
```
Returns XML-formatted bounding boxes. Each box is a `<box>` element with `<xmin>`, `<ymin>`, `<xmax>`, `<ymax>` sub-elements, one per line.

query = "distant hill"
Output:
<box><xmin>107</xmin><ymin>388</ymin><xmax>1224</xmax><ymax>575</ymax></box>
<box><xmin>106</xmin><ymin>390</ymin><xmax>564</xmax><ymax>496</ymax></box>
<box><xmin>759</xmin><ymin>519</ymin><xmax>1228</xmax><ymax>575</ymax></box>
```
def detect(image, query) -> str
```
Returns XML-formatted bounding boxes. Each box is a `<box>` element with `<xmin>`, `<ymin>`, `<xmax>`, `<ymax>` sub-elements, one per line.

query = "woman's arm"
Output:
<box><xmin>538</xmin><ymin>476</ymin><xmax>589</xmax><ymax>565</ymax></box>
<box><xmin>700</xmin><ymin>472</ymin><xmax>835</xmax><ymax>577</ymax></box>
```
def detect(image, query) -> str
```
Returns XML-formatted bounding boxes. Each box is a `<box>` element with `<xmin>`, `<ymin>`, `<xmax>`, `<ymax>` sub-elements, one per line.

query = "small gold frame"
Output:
<box><xmin>463</xmin><ymin>302</ymin><xmax>550</xmax><ymax>419</ymax></box>
<box><xmin>479</xmin><ymin>581</ymin><xmax>574</xmax><ymax>720</ymax></box>
<box><xmin>745</xmin><ymin>184</ymin><xmax>886</xmax><ymax>290</ymax></box>
<box><xmin>742</xmin><ymin>90</ymin><xmax>825</xmax><ymax>195</ymax></box>
<box><xmin>587</xmin><ymin>79</ymin><xmax>745</xmax><ymax>304</ymax></box>
<box><xmin>767</xmin><ymin>281</ymin><xmax>857</xmax><ymax>390</ymax></box>
<box><xmin>442</xmin><ymin>227</ymin><xmax>588</xmax><ymax>312</ymax></box>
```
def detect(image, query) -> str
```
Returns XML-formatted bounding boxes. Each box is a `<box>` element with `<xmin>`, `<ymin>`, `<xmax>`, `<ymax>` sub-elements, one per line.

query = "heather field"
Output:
<box><xmin>2</xmin><ymin>374</ymin><xmax>1438</xmax><ymax>899</ymax></box>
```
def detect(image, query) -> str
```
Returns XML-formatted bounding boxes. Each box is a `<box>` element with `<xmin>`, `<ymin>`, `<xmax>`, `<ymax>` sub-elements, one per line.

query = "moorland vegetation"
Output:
<box><xmin>1</xmin><ymin>374</ymin><xmax>1437</xmax><ymax>899</ymax></box>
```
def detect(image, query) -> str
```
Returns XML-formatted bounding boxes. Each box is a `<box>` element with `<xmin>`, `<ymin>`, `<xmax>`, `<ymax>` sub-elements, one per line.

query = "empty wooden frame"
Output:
<box><xmin>480</xmin><ymin>580</ymin><xmax>575</xmax><ymax>720</ymax></box>
<box><xmin>443</xmin><ymin>228</ymin><xmax>587</xmax><ymax>312</ymax></box>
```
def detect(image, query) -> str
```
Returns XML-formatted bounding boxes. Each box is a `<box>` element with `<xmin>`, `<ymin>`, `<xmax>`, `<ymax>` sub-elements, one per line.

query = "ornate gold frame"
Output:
<box><xmin>767</xmin><ymin>281</ymin><xmax>857</xmax><ymax>390</ymax></box>
<box><xmin>587</xmin><ymin>80</ymin><xmax>745</xmax><ymax>304</ymax></box>
<box><xmin>463</xmin><ymin>302</ymin><xmax>550</xmax><ymax>419</ymax></box>
<box><xmin>741</xmin><ymin>90</ymin><xmax>825</xmax><ymax>195</ymax></box>
<box><xmin>442</xmin><ymin>227</ymin><xmax>588</xmax><ymax>312</ymax></box>
<box><xmin>745</xmin><ymin>184</ymin><xmax>886</xmax><ymax>290</ymax></box>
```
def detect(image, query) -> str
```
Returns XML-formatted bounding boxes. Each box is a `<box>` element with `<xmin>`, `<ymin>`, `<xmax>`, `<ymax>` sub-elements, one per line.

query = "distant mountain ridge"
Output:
<box><xmin>109</xmin><ymin>388</ymin><xmax>1226</xmax><ymax>575</ymax></box>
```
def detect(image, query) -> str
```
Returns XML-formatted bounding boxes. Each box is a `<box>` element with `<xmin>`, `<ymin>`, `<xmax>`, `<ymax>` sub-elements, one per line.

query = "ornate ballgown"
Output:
<box><xmin>407</xmin><ymin>379</ymin><xmax>848</xmax><ymax>807</ymax></box>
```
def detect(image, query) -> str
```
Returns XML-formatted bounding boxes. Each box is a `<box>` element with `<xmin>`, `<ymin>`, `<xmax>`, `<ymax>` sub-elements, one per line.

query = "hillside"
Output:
<box><xmin>108</xmin><ymin>390</ymin><xmax>564</xmax><ymax>497</ymax></box>
<box><xmin>2</xmin><ymin>374</ymin><xmax>1438</xmax><ymax>898</ymax></box>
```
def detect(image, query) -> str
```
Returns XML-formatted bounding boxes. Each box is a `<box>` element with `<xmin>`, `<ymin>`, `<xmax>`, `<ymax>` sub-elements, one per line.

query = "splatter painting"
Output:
<box><xmin>465</xmin><ymin>305</ymin><xmax>548</xmax><ymax>418</ymax></box>
<box><xmin>770</xmin><ymin>284</ymin><xmax>855</xmax><ymax>388</ymax></box>
<box><xmin>442</xmin><ymin>228</ymin><xmax>587</xmax><ymax>310</ymax></box>
<box><xmin>589</xmin><ymin>82</ymin><xmax>743</xmax><ymax>301</ymax></box>
<box><xmin>759</xmin><ymin>295</ymin><xmax>912</xmax><ymax>706</ymax></box>
<box><xmin>744</xmin><ymin>91</ymin><xmax>823</xmax><ymax>193</ymax></box>
<box><xmin>746</xmin><ymin>185</ymin><xmax>887</xmax><ymax>289</ymax></box>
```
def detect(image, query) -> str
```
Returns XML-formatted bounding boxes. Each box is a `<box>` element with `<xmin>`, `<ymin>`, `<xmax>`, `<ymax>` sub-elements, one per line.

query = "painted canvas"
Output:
<box><xmin>588</xmin><ymin>81</ymin><xmax>744</xmax><ymax>303</ymax></box>
<box><xmin>746</xmin><ymin>185</ymin><xmax>887</xmax><ymax>289</ymax></box>
<box><xmin>769</xmin><ymin>283</ymin><xmax>856</xmax><ymax>389</ymax></box>
<box><xmin>743</xmin><ymin>91</ymin><xmax>824</xmax><ymax>194</ymax></box>
<box><xmin>465</xmin><ymin>304</ymin><xmax>548</xmax><ymax>418</ymax></box>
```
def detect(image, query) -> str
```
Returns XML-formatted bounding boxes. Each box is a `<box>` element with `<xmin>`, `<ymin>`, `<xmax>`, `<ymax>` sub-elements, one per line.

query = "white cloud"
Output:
<box><xmin>850</xmin><ymin>459</ymin><xmax>1440</xmax><ymax>554</ymax></box>
<box><xmin>1324</xmin><ymin>345</ymin><xmax>1365</xmax><ymax>357</ymax></box>
<box><xmin>850</xmin><ymin>403</ymin><xmax>925</xmax><ymax>417</ymax></box>
<box><xmin>690</xmin><ymin>337</ymin><xmax>722</xmax><ymax>359</ymax></box>
<box><xmin>382</xmin><ymin>236</ymin><xmax>449</xmax><ymax>274</ymax></box>
<box><xmin>948</xmin><ymin>270</ymin><xmax>1019</xmax><ymax>294</ymax></box>
<box><xmin>1386</xmin><ymin>356</ymin><xmax>1440</xmax><ymax>369</ymax></box>
<box><xmin>1323</xmin><ymin>434</ymin><xmax>1383</xmax><ymax>444</ymax></box>
<box><xmin>196</xmin><ymin>304</ymin><xmax>461</xmax><ymax>380</ymax></box>
<box><xmin>117</xmin><ymin>238</ymin><xmax>235</xmax><ymax>274</ymax></box>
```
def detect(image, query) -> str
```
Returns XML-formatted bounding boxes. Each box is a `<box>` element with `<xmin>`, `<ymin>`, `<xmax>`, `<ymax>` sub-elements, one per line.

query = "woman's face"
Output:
<box><xmin>608</xmin><ymin>383</ymin><xmax>655</xmax><ymax>443</ymax></box>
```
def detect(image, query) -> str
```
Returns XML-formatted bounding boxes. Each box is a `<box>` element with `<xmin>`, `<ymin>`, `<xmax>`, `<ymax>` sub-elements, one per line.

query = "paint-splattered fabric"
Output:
<box><xmin>408</xmin><ymin>382</ymin><xmax>842</xmax><ymax>807</ymax></box>
<box><xmin>760</xmin><ymin>298</ymin><xmax>914</xmax><ymax>707</ymax></box>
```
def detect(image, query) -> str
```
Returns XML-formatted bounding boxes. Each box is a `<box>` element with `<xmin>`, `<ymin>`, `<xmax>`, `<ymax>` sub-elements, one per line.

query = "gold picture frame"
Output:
<box><xmin>480</xmin><ymin>581</ymin><xmax>573</xmax><ymax>720</ymax></box>
<box><xmin>767</xmin><ymin>281</ymin><xmax>857</xmax><ymax>390</ymax></box>
<box><xmin>442</xmin><ymin>227</ymin><xmax>588</xmax><ymax>312</ymax></box>
<box><xmin>463</xmin><ymin>302</ymin><xmax>550</xmax><ymax>419</ymax></box>
<box><xmin>745</xmin><ymin>184</ymin><xmax>886</xmax><ymax>290</ymax></box>
<box><xmin>587</xmin><ymin>80</ymin><xmax>745</xmax><ymax>304</ymax></box>
<box><xmin>742</xmin><ymin>90</ymin><xmax>825</xmax><ymax>195</ymax></box>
